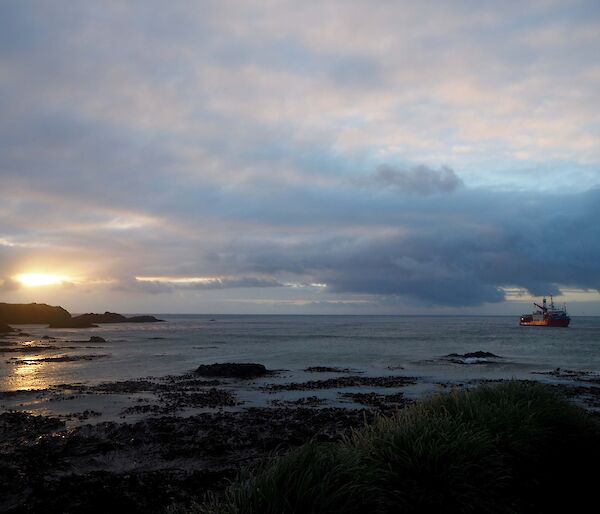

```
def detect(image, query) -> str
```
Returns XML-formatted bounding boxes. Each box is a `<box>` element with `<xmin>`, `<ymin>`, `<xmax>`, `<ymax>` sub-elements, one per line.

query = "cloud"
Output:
<box><xmin>1</xmin><ymin>1</ymin><xmax>599</xmax><ymax>312</ymax></box>
<box><xmin>206</xmin><ymin>188</ymin><xmax>600</xmax><ymax>307</ymax></box>
<box><xmin>114</xmin><ymin>276</ymin><xmax>285</xmax><ymax>294</ymax></box>
<box><xmin>369</xmin><ymin>165</ymin><xmax>464</xmax><ymax>195</ymax></box>
<box><xmin>0</xmin><ymin>277</ymin><xmax>20</xmax><ymax>292</ymax></box>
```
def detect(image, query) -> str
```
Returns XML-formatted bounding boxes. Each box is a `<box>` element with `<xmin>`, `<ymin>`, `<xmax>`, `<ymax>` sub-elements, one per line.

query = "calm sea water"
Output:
<box><xmin>2</xmin><ymin>315</ymin><xmax>599</xmax><ymax>394</ymax></box>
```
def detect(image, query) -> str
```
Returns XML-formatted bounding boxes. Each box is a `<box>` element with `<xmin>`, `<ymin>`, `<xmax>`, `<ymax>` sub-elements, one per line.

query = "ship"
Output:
<box><xmin>519</xmin><ymin>296</ymin><xmax>570</xmax><ymax>327</ymax></box>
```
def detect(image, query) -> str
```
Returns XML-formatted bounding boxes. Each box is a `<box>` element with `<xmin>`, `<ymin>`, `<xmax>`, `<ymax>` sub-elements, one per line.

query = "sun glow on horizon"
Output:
<box><xmin>135</xmin><ymin>276</ymin><xmax>217</xmax><ymax>284</ymax></box>
<box><xmin>16</xmin><ymin>273</ymin><xmax>69</xmax><ymax>287</ymax></box>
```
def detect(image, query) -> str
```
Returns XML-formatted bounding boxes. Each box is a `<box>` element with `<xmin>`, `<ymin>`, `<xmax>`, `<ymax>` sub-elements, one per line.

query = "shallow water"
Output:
<box><xmin>1</xmin><ymin>315</ymin><xmax>599</xmax><ymax>420</ymax></box>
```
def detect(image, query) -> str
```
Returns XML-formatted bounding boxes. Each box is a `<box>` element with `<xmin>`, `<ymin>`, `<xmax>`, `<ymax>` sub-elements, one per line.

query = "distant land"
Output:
<box><xmin>0</xmin><ymin>302</ymin><xmax>164</xmax><ymax>329</ymax></box>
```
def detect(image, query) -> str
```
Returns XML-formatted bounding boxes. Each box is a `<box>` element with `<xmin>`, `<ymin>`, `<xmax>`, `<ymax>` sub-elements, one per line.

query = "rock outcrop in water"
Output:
<box><xmin>71</xmin><ymin>312</ymin><xmax>164</xmax><ymax>324</ymax></box>
<box><xmin>0</xmin><ymin>321</ymin><xmax>15</xmax><ymax>333</ymax></box>
<box><xmin>443</xmin><ymin>351</ymin><xmax>502</xmax><ymax>365</ymax></box>
<box><xmin>445</xmin><ymin>351</ymin><xmax>500</xmax><ymax>359</ymax></box>
<box><xmin>0</xmin><ymin>302</ymin><xmax>163</xmax><ymax>328</ymax></box>
<box><xmin>195</xmin><ymin>363</ymin><xmax>268</xmax><ymax>378</ymax></box>
<box><xmin>47</xmin><ymin>318</ymin><xmax>98</xmax><ymax>328</ymax></box>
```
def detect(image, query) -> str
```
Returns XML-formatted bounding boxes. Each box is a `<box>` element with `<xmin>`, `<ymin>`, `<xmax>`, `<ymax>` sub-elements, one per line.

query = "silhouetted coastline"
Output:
<box><xmin>0</xmin><ymin>302</ymin><xmax>164</xmax><ymax>329</ymax></box>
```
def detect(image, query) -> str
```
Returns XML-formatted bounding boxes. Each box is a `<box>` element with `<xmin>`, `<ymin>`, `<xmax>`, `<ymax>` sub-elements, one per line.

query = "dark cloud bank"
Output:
<box><xmin>207</xmin><ymin>187</ymin><xmax>600</xmax><ymax>307</ymax></box>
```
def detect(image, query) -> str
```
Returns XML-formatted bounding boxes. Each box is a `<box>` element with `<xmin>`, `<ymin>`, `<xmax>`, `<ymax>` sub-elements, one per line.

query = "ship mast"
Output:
<box><xmin>534</xmin><ymin>297</ymin><xmax>548</xmax><ymax>312</ymax></box>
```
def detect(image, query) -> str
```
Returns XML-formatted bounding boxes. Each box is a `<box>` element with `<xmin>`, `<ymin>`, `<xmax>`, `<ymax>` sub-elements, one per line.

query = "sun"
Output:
<box><xmin>16</xmin><ymin>273</ymin><xmax>68</xmax><ymax>287</ymax></box>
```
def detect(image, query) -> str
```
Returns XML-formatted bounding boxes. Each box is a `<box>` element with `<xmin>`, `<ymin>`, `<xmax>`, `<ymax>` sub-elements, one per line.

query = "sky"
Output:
<box><xmin>1</xmin><ymin>0</ymin><xmax>599</xmax><ymax>315</ymax></box>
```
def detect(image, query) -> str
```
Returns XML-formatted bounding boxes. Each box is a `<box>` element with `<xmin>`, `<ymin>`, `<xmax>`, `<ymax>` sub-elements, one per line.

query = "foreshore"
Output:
<box><xmin>2</xmin><ymin>315</ymin><xmax>600</xmax><ymax>512</ymax></box>
<box><xmin>1</xmin><ymin>362</ymin><xmax>599</xmax><ymax>513</ymax></box>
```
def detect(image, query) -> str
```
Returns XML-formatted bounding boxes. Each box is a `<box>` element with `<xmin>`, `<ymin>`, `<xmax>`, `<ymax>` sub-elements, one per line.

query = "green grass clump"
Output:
<box><xmin>198</xmin><ymin>382</ymin><xmax>599</xmax><ymax>514</ymax></box>
<box><xmin>199</xmin><ymin>442</ymin><xmax>369</xmax><ymax>514</ymax></box>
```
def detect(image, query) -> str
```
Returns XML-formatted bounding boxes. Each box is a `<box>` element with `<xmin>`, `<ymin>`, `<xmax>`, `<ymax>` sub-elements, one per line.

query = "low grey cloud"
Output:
<box><xmin>369</xmin><ymin>165</ymin><xmax>464</xmax><ymax>195</ymax></box>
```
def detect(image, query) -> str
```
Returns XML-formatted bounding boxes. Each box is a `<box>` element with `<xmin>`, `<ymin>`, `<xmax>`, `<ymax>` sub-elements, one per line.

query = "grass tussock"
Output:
<box><xmin>197</xmin><ymin>381</ymin><xmax>600</xmax><ymax>514</ymax></box>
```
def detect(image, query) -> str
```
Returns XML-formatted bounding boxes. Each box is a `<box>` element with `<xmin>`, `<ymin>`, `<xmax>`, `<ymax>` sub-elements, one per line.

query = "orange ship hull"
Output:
<box><xmin>519</xmin><ymin>319</ymin><xmax>570</xmax><ymax>327</ymax></box>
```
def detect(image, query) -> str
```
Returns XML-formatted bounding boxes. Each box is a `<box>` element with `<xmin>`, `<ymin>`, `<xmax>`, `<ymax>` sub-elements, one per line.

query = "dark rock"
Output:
<box><xmin>0</xmin><ymin>389</ymin><xmax>47</xmax><ymax>400</ymax></box>
<box><xmin>126</xmin><ymin>315</ymin><xmax>165</xmax><ymax>323</ymax></box>
<box><xmin>339</xmin><ymin>391</ymin><xmax>411</xmax><ymax>410</ymax></box>
<box><xmin>263</xmin><ymin>375</ymin><xmax>417</xmax><ymax>392</ymax></box>
<box><xmin>72</xmin><ymin>312</ymin><xmax>165</xmax><ymax>324</ymax></box>
<box><xmin>89</xmin><ymin>336</ymin><xmax>106</xmax><ymax>343</ymax></box>
<box><xmin>0</xmin><ymin>322</ymin><xmax>14</xmax><ymax>334</ymax></box>
<box><xmin>120</xmin><ymin>404</ymin><xmax>165</xmax><ymax>416</ymax></box>
<box><xmin>0</xmin><ymin>344</ymin><xmax>61</xmax><ymax>353</ymax></box>
<box><xmin>195</xmin><ymin>362</ymin><xmax>268</xmax><ymax>378</ymax></box>
<box><xmin>532</xmin><ymin>368</ymin><xmax>590</xmax><ymax>379</ymax></box>
<box><xmin>445</xmin><ymin>351</ymin><xmax>501</xmax><ymax>359</ymax></box>
<box><xmin>304</xmin><ymin>366</ymin><xmax>354</xmax><ymax>373</ymax></box>
<box><xmin>9</xmin><ymin>354</ymin><xmax>109</xmax><ymax>364</ymax></box>
<box><xmin>0</xmin><ymin>302</ymin><xmax>71</xmax><ymax>325</ymax></box>
<box><xmin>0</xmin><ymin>407</ymin><xmax>372</xmax><ymax>514</ymax></box>
<box><xmin>158</xmin><ymin>388</ymin><xmax>240</xmax><ymax>412</ymax></box>
<box><xmin>0</xmin><ymin>411</ymin><xmax>65</xmax><ymax>442</ymax></box>
<box><xmin>269</xmin><ymin>396</ymin><xmax>326</xmax><ymax>407</ymax></box>
<box><xmin>61</xmin><ymin>410</ymin><xmax>103</xmax><ymax>421</ymax></box>
<box><xmin>0</xmin><ymin>303</ymin><xmax>160</xmax><ymax>329</ymax></box>
<box><xmin>48</xmin><ymin>318</ymin><xmax>98</xmax><ymax>328</ymax></box>
<box><xmin>74</xmin><ymin>311</ymin><xmax>128</xmax><ymax>323</ymax></box>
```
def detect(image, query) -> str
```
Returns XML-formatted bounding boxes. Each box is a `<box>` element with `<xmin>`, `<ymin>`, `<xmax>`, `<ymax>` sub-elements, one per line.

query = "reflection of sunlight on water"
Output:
<box><xmin>10</xmin><ymin>361</ymin><xmax>51</xmax><ymax>390</ymax></box>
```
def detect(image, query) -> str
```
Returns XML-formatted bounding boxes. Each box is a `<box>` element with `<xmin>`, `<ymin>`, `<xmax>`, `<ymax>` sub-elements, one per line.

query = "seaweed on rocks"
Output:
<box><xmin>195</xmin><ymin>363</ymin><xmax>268</xmax><ymax>379</ymax></box>
<box><xmin>157</xmin><ymin>388</ymin><xmax>240</xmax><ymax>412</ymax></box>
<box><xmin>262</xmin><ymin>375</ymin><xmax>417</xmax><ymax>392</ymax></box>
<box><xmin>0</xmin><ymin>344</ymin><xmax>62</xmax><ymax>353</ymax></box>
<box><xmin>338</xmin><ymin>391</ymin><xmax>412</xmax><ymax>411</ymax></box>
<box><xmin>304</xmin><ymin>366</ymin><xmax>356</xmax><ymax>373</ymax></box>
<box><xmin>0</xmin><ymin>407</ymin><xmax>374</xmax><ymax>513</ymax></box>
<box><xmin>59</xmin><ymin>410</ymin><xmax>103</xmax><ymax>422</ymax></box>
<box><xmin>532</xmin><ymin>367</ymin><xmax>598</xmax><ymax>381</ymax></box>
<box><xmin>0</xmin><ymin>411</ymin><xmax>65</xmax><ymax>442</ymax></box>
<box><xmin>269</xmin><ymin>396</ymin><xmax>327</xmax><ymax>407</ymax></box>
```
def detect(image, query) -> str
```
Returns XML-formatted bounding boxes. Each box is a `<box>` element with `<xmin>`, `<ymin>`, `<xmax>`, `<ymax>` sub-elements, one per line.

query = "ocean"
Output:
<box><xmin>1</xmin><ymin>315</ymin><xmax>599</xmax><ymax>420</ymax></box>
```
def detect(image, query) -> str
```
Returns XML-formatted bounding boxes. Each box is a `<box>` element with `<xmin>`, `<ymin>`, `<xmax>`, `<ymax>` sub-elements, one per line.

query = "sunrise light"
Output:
<box><xmin>15</xmin><ymin>273</ymin><xmax>69</xmax><ymax>287</ymax></box>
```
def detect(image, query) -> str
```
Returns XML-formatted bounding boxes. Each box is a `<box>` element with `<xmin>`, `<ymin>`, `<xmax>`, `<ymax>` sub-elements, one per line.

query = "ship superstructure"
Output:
<box><xmin>519</xmin><ymin>296</ymin><xmax>570</xmax><ymax>327</ymax></box>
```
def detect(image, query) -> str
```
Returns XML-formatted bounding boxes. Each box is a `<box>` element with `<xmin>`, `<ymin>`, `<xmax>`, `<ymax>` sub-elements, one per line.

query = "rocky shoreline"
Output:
<box><xmin>0</xmin><ymin>405</ymin><xmax>375</xmax><ymax>513</ymax></box>
<box><xmin>1</xmin><ymin>360</ymin><xmax>599</xmax><ymax>513</ymax></box>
